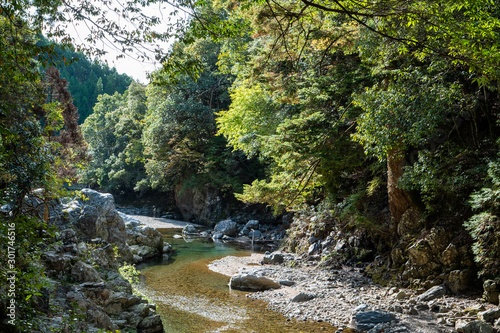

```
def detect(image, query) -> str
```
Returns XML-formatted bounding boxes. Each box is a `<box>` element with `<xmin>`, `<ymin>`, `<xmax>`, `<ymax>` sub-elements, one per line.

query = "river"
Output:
<box><xmin>135</xmin><ymin>228</ymin><xmax>338</xmax><ymax>332</ymax></box>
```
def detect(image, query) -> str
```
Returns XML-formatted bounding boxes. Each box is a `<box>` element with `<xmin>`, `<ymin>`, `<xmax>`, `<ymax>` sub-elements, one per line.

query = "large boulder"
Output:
<box><xmin>56</xmin><ymin>189</ymin><xmax>133</xmax><ymax>262</ymax></box>
<box><xmin>76</xmin><ymin>189</ymin><xmax>127</xmax><ymax>246</ymax></box>
<box><xmin>214</xmin><ymin>219</ymin><xmax>238</xmax><ymax>237</ymax></box>
<box><xmin>229</xmin><ymin>273</ymin><xmax>281</xmax><ymax>291</ymax></box>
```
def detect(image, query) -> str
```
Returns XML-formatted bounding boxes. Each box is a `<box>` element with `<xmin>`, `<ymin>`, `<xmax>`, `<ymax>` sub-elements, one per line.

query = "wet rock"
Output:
<box><xmin>212</xmin><ymin>231</ymin><xmax>224</xmax><ymax>240</ymax></box>
<box><xmin>455</xmin><ymin>320</ymin><xmax>495</xmax><ymax>333</ymax></box>
<box><xmin>352</xmin><ymin>311</ymin><xmax>395</xmax><ymax>331</ymax></box>
<box><xmin>182</xmin><ymin>224</ymin><xmax>198</xmax><ymax>235</ymax></box>
<box><xmin>162</xmin><ymin>241</ymin><xmax>172</xmax><ymax>253</ymax></box>
<box><xmin>214</xmin><ymin>219</ymin><xmax>239</xmax><ymax>237</ymax></box>
<box><xmin>229</xmin><ymin>273</ymin><xmax>281</xmax><ymax>291</ymax></box>
<box><xmin>249</xmin><ymin>229</ymin><xmax>262</xmax><ymax>239</ymax></box>
<box><xmin>291</xmin><ymin>292</ymin><xmax>316</xmax><ymax>303</ymax></box>
<box><xmin>130</xmin><ymin>245</ymin><xmax>158</xmax><ymax>262</ymax></box>
<box><xmin>138</xmin><ymin>314</ymin><xmax>163</xmax><ymax>333</ymax></box>
<box><xmin>416</xmin><ymin>285</ymin><xmax>447</xmax><ymax>302</ymax></box>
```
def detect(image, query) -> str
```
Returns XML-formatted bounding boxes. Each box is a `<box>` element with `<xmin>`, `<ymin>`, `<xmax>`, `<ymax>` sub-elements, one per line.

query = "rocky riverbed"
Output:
<box><xmin>209</xmin><ymin>253</ymin><xmax>500</xmax><ymax>333</ymax></box>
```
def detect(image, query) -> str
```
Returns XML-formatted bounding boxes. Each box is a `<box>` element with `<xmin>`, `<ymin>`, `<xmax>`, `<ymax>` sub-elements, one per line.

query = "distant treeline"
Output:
<box><xmin>38</xmin><ymin>36</ymin><xmax>133</xmax><ymax>123</ymax></box>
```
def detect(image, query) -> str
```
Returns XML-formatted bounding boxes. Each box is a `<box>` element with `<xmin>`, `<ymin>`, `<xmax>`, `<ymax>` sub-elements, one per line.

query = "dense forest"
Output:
<box><xmin>2</xmin><ymin>0</ymin><xmax>500</xmax><ymax>331</ymax></box>
<box><xmin>38</xmin><ymin>37</ymin><xmax>134</xmax><ymax>123</ymax></box>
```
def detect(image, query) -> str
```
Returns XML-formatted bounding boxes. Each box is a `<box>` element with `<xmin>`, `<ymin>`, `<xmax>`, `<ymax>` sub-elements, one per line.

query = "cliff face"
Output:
<box><xmin>35</xmin><ymin>189</ymin><xmax>167</xmax><ymax>332</ymax></box>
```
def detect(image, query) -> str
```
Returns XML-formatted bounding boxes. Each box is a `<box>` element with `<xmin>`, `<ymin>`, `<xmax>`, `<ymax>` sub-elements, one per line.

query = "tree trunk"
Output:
<box><xmin>387</xmin><ymin>148</ymin><xmax>413</xmax><ymax>234</ymax></box>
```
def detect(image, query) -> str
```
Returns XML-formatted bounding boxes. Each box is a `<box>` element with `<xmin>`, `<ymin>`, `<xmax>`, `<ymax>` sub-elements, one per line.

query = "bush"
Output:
<box><xmin>465</xmin><ymin>160</ymin><xmax>500</xmax><ymax>278</ymax></box>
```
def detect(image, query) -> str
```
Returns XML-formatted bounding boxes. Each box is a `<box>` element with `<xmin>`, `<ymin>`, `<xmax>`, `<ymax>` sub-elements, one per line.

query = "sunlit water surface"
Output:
<box><xmin>135</xmin><ymin>229</ymin><xmax>337</xmax><ymax>332</ymax></box>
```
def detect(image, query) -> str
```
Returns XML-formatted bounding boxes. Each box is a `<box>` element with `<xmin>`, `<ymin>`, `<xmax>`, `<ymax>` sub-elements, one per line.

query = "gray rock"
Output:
<box><xmin>229</xmin><ymin>273</ymin><xmax>281</xmax><ymax>291</ymax></box>
<box><xmin>105</xmin><ymin>292</ymin><xmax>141</xmax><ymax>314</ymax></box>
<box><xmin>130</xmin><ymin>303</ymin><xmax>153</xmax><ymax>318</ymax></box>
<box><xmin>263</xmin><ymin>252</ymin><xmax>284</xmax><ymax>264</ymax></box>
<box><xmin>478</xmin><ymin>308</ymin><xmax>500</xmax><ymax>323</ymax></box>
<box><xmin>447</xmin><ymin>269</ymin><xmax>473</xmax><ymax>293</ymax></box>
<box><xmin>162</xmin><ymin>242</ymin><xmax>172</xmax><ymax>253</ymax></box>
<box><xmin>212</xmin><ymin>231</ymin><xmax>224</xmax><ymax>240</ymax></box>
<box><xmin>455</xmin><ymin>320</ymin><xmax>495</xmax><ymax>333</ymax></box>
<box><xmin>182</xmin><ymin>224</ymin><xmax>198</xmax><ymax>235</ymax></box>
<box><xmin>483</xmin><ymin>280</ymin><xmax>500</xmax><ymax>305</ymax></box>
<box><xmin>308</xmin><ymin>242</ymin><xmax>321</xmax><ymax>255</ymax></box>
<box><xmin>248</xmin><ymin>229</ymin><xmax>262</xmax><ymax>239</ymax></box>
<box><xmin>279</xmin><ymin>280</ymin><xmax>295</xmax><ymax>287</ymax></box>
<box><xmin>245</xmin><ymin>220</ymin><xmax>259</xmax><ymax>229</ymax></box>
<box><xmin>238</xmin><ymin>227</ymin><xmax>250</xmax><ymax>236</ymax></box>
<box><xmin>416</xmin><ymin>285</ymin><xmax>447</xmax><ymax>302</ymax></box>
<box><xmin>214</xmin><ymin>219</ymin><xmax>238</xmax><ymax>237</ymax></box>
<box><xmin>353</xmin><ymin>304</ymin><xmax>369</xmax><ymax>313</ymax></box>
<box><xmin>71</xmin><ymin>261</ymin><xmax>102</xmax><ymax>283</ymax></box>
<box><xmin>291</xmin><ymin>292</ymin><xmax>316</xmax><ymax>303</ymax></box>
<box><xmin>353</xmin><ymin>311</ymin><xmax>396</xmax><ymax>331</ymax></box>
<box><xmin>43</xmin><ymin>251</ymin><xmax>74</xmax><ymax>273</ymax></box>
<box><xmin>130</xmin><ymin>245</ymin><xmax>159</xmax><ymax>262</ymax></box>
<box><xmin>138</xmin><ymin>314</ymin><xmax>163</xmax><ymax>333</ymax></box>
<box><xmin>334</xmin><ymin>239</ymin><xmax>346</xmax><ymax>251</ymax></box>
<box><xmin>88</xmin><ymin>308</ymin><xmax>117</xmax><ymax>332</ymax></box>
<box><xmin>395</xmin><ymin>291</ymin><xmax>408</xmax><ymax>300</ymax></box>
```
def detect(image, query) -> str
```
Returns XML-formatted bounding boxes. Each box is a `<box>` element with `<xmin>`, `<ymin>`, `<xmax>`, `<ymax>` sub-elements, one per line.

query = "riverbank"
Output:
<box><xmin>119</xmin><ymin>213</ymin><xmax>201</xmax><ymax>229</ymax></box>
<box><xmin>209</xmin><ymin>254</ymin><xmax>500</xmax><ymax>333</ymax></box>
<box><xmin>123</xmin><ymin>211</ymin><xmax>500</xmax><ymax>332</ymax></box>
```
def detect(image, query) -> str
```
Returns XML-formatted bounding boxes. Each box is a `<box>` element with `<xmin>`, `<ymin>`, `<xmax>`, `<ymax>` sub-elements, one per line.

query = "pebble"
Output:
<box><xmin>233</xmin><ymin>253</ymin><xmax>498</xmax><ymax>333</ymax></box>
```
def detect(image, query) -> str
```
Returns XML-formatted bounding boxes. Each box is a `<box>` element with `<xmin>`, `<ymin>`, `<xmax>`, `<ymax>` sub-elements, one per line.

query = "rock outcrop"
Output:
<box><xmin>37</xmin><ymin>189</ymin><xmax>166</xmax><ymax>333</ymax></box>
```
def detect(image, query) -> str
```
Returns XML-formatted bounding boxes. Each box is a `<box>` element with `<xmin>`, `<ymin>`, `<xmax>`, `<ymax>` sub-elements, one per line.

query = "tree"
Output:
<box><xmin>45</xmin><ymin>67</ymin><xmax>88</xmax><ymax>179</ymax></box>
<box><xmin>81</xmin><ymin>82</ymin><xmax>148</xmax><ymax>193</ymax></box>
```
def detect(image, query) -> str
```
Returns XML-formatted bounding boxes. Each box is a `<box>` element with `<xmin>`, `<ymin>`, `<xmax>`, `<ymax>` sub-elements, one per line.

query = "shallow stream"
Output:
<box><xmin>135</xmin><ymin>229</ymin><xmax>337</xmax><ymax>332</ymax></box>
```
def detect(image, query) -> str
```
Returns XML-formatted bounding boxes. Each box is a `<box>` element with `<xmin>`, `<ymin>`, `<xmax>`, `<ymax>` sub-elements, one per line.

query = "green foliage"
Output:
<box><xmin>400</xmin><ymin>145</ymin><xmax>489</xmax><ymax>213</ymax></box>
<box><xmin>216</xmin><ymin>83</ymin><xmax>281</xmax><ymax>156</ymax></box>
<box><xmin>46</xmin><ymin>42</ymin><xmax>134</xmax><ymax>124</ymax></box>
<box><xmin>466</xmin><ymin>159</ymin><xmax>500</xmax><ymax>278</ymax></box>
<box><xmin>143</xmin><ymin>36</ymin><xmax>262</xmax><ymax>194</ymax></box>
<box><xmin>81</xmin><ymin>82</ymin><xmax>148</xmax><ymax>193</ymax></box>
<box><xmin>352</xmin><ymin>68</ymin><xmax>461</xmax><ymax>162</ymax></box>
<box><xmin>119</xmin><ymin>264</ymin><xmax>141</xmax><ymax>286</ymax></box>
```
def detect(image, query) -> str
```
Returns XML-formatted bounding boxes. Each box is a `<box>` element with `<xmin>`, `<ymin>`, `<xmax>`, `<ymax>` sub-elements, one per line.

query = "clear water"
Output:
<box><xmin>135</xmin><ymin>229</ymin><xmax>338</xmax><ymax>332</ymax></box>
